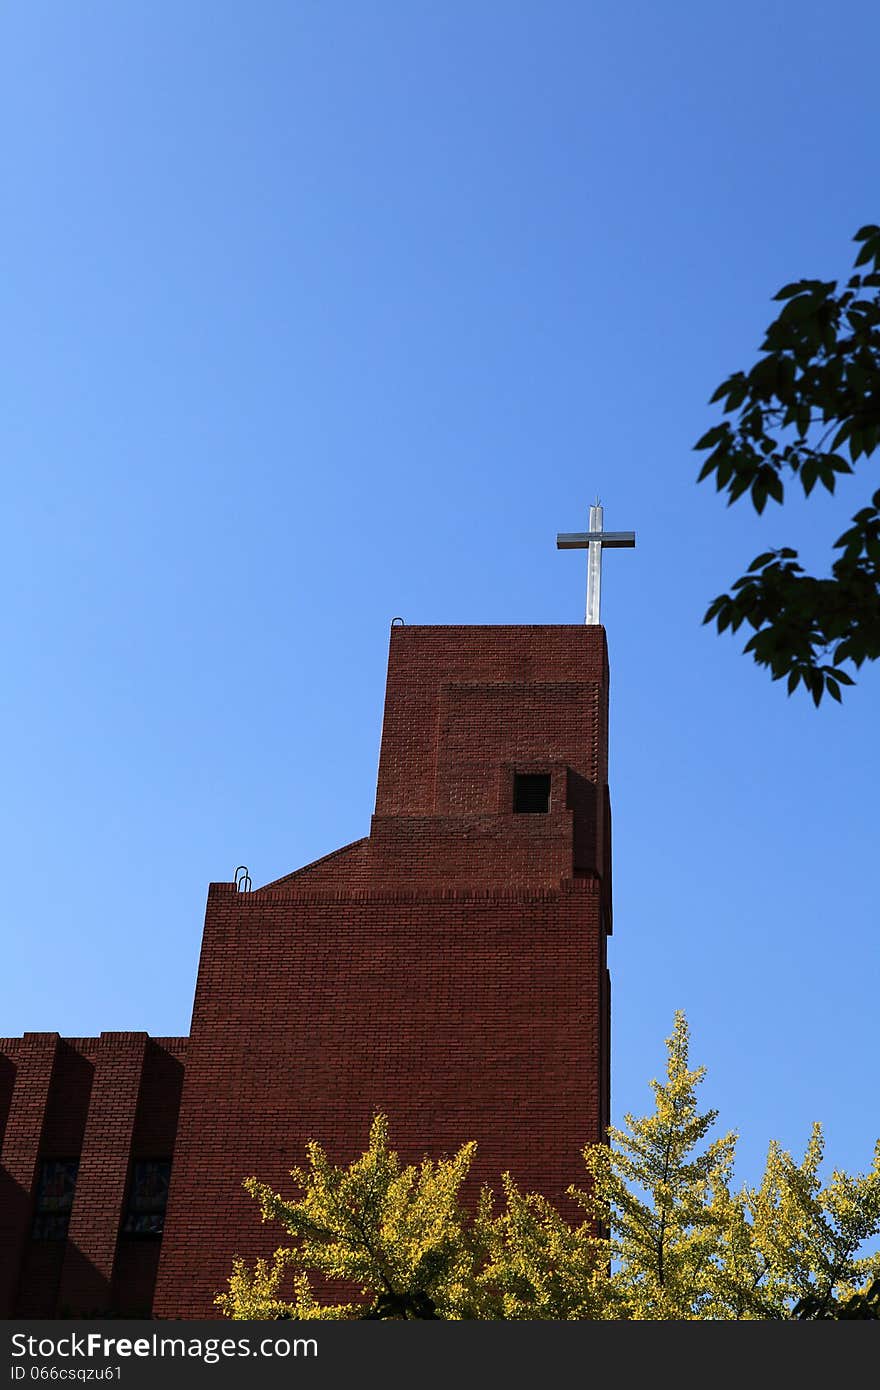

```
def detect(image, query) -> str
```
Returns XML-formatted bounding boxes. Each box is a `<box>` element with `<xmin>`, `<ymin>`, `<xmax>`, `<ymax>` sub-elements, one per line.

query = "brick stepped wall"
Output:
<box><xmin>153</xmin><ymin>625</ymin><xmax>613</xmax><ymax>1317</ymax></box>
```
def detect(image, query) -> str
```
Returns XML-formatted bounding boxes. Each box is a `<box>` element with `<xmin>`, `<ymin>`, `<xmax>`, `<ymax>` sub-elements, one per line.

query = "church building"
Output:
<box><xmin>0</xmin><ymin>510</ymin><xmax>629</xmax><ymax>1318</ymax></box>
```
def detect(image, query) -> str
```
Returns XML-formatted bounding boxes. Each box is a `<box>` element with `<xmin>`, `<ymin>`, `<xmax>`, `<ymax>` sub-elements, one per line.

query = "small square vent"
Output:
<box><xmin>513</xmin><ymin>773</ymin><xmax>551</xmax><ymax>813</ymax></box>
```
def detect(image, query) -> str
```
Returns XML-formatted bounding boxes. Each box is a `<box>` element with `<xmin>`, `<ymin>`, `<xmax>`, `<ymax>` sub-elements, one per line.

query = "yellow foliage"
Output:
<box><xmin>217</xmin><ymin>1015</ymin><xmax>880</xmax><ymax>1320</ymax></box>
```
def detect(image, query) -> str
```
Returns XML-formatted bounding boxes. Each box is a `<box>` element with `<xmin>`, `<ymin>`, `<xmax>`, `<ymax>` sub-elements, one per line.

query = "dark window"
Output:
<box><xmin>513</xmin><ymin>773</ymin><xmax>551</xmax><ymax>813</ymax></box>
<box><xmin>121</xmin><ymin>1159</ymin><xmax>171</xmax><ymax>1237</ymax></box>
<box><xmin>32</xmin><ymin>1159</ymin><xmax>79</xmax><ymax>1240</ymax></box>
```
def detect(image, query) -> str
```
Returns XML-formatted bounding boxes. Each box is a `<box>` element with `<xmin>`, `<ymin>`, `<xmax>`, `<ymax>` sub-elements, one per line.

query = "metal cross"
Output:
<box><xmin>556</xmin><ymin>501</ymin><xmax>636</xmax><ymax>625</ymax></box>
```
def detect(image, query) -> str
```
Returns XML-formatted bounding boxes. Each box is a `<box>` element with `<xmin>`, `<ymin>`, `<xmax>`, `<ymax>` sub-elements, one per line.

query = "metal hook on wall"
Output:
<box><xmin>234</xmin><ymin>865</ymin><xmax>252</xmax><ymax>892</ymax></box>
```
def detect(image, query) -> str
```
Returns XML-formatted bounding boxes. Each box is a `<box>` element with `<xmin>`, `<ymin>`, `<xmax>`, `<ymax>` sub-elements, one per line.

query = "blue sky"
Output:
<box><xmin>2</xmin><ymin>2</ymin><xmax>877</xmax><ymax>1195</ymax></box>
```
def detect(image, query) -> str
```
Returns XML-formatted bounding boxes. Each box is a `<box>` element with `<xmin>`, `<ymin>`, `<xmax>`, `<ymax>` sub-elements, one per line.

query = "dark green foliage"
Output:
<box><xmin>793</xmin><ymin>1277</ymin><xmax>880</xmax><ymax>1320</ymax></box>
<box><xmin>362</xmin><ymin>1290</ymin><xmax>440</xmax><ymax>1319</ymax></box>
<box><xmin>697</xmin><ymin>226</ymin><xmax>880</xmax><ymax>703</ymax></box>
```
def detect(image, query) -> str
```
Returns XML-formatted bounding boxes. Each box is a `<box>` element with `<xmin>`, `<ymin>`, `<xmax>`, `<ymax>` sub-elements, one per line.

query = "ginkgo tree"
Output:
<box><xmin>574</xmin><ymin>1010</ymin><xmax>739</xmax><ymax>1319</ymax></box>
<box><xmin>218</xmin><ymin>1117</ymin><xmax>484</xmax><ymax>1320</ymax></box>
<box><xmin>217</xmin><ymin>1012</ymin><xmax>880</xmax><ymax>1320</ymax></box>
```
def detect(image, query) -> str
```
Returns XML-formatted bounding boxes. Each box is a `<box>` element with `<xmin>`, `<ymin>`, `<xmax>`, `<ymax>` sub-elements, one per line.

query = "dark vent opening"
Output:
<box><xmin>513</xmin><ymin>773</ymin><xmax>551</xmax><ymax>814</ymax></box>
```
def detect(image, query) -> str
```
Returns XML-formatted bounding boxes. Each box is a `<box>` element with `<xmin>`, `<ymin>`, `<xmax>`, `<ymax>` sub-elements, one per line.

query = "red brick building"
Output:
<box><xmin>0</xmin><ymin>623</ymin><xmax>614</xmax><ymax>1317</ymax></box>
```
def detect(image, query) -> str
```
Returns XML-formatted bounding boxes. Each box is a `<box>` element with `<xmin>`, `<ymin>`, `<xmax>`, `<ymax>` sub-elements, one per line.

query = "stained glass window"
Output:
<box><xmin>32</xmin><ymin>1159</ymin><xmax>79</xmax><ymax>1240</ymax></box>
<box><xmin>122</xmin><ymin>1159</ymin><xmax>171</xmax><ymax>1236</ymax></box>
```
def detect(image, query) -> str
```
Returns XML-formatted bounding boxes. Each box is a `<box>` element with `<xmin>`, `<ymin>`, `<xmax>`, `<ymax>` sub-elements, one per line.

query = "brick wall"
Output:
<box><xmin>0</xmin><ymin>1035</ymin><xmax>185</xmax><ymax>1316</ymax></box>
<box><xmin>0</xmin><ymin>1034</ymin><xmax>61</xmax><ymax>1315</ymax></box>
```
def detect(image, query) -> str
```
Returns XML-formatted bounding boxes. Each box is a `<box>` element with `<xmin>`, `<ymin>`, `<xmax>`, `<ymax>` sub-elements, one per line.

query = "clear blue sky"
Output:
<box><xmin>2</xmin><ymin>2</ymin><xmax>877</xmax><ymax>1195</ymax></box>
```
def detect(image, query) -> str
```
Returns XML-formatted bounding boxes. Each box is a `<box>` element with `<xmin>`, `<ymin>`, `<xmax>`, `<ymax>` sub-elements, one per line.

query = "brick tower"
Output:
<box><xmin>152</xmin><ymin>622</ymin><xmax>613</xmax><ymax>1316</ymax></box>
<box><xmin>1</xmin><ymin>621</ymin><xmax>615</xmax><ymax>1317</ymax></box>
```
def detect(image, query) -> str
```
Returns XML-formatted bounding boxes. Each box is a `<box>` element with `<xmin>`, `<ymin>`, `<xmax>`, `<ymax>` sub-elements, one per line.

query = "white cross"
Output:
<box><xmin>557</xmin><ymin>501</ymin><xmax>636</xmax><ymax>625</ymax></box>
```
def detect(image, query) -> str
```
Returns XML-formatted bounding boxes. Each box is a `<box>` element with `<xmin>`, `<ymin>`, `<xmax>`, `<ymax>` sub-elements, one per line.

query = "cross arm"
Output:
<box><xmin>556</xmin><ymin>531</ymin><xmax>636</xmax><ymax>550</ymax></box>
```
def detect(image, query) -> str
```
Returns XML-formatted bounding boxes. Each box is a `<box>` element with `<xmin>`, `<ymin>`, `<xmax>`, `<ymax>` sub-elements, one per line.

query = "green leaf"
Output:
<box><xmin>748</xmin><ymin>357</ymin><xmax>779</xmax><ymax>395</ymax></box>
<box><xmin>747</xmin><ymin>551</ymin><xmax>775</xmax><ymax>572</ymax></box>
<box><xmin>854</xmin><ymin>236</ymin><xmax>880</xmax><ymax>268</ymax></box>
<box><xmin>703</xmin><ymin>597</ymin><xmax>724</xmax><ymax>625</ymax></box>
<box><xmin>773</xmin><ymin>281</ymin><xmax>810</xmax><ymax>301</ymax></box>
<box><xmin>826</xmin><ymin>678</ymin><xmax>842</xmax><ymax>703</ymax></box>
<box><xmin>695</xmin><ymin>425</ymin><xmax>727</xmax><ymax>450</ymax></box>
<box><xmin>778</xmin><ymin>293</ymin><xmax>820</xmax><ymax>325</ymax></box>
<box><xmin>765</xmin><ymin>471</ymin><xmax>784</xmax><ymax>504</ymax></box>
<box><xmin>787</xmin><ymin>670</ymin><xmax>800</xmax><ymax>694</ymax></box>
<box><xmin>819</xmin><ymin>461</ymin><xmax>838</xmax><ymax>493</ymax></box>
<box><xmin>801</xmin><ymin>459</ymin><xmax>818</xmax><ymax>496</ymax></box>
<box><xmin>831</xmin><ymin>421</ymin><xmax>851</xmax><ymax>451</ymax></box>
<box><xmin>727</xmin><ymin>378</ymin><xmax>749</xmax><ymax>410</ymax></box>
<box><xmin>728</xmin><ymin>474</ymin><xmax>752</xmax><ymax>503</ymax></box>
